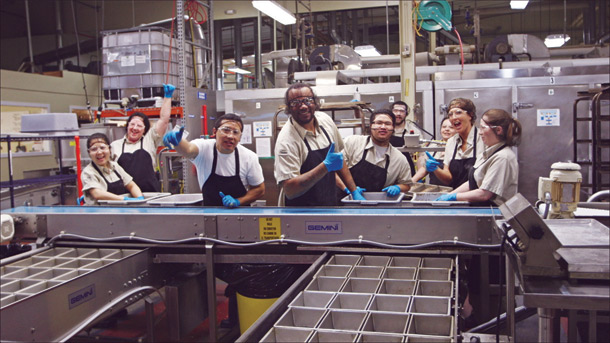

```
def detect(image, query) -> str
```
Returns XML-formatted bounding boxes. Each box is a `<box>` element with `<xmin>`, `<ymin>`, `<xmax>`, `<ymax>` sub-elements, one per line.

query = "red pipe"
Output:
<box><xmin>202</xmin><ymin>104</ymin><xmax>208</xmax><ymax>136</ymax></box>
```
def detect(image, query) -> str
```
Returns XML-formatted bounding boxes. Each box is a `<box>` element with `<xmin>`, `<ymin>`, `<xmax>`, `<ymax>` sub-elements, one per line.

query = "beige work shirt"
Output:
<box><xmin>394</xmin><ymin>121</ymin><xmax>423</xmax><ymax>139</ymax></box>
<box><xmin>274</xmin><ymin>111</ymin><xmax>345</xmax><ymax>183</ymax></box>
<box><xmin>443</xmin><ymin>127</ymin><xmax>485</xmax><ymax>166</ymax></box>
<box><xmin>81</xmin><ymin>161</ymin><xmax>133</xmax><ymax>205</ymax></box>
<box><xmin>473</xmin><ymin>143</ymin><xmax>519</xmax><ymax>205</ymax></box>
<box><xmin>110</xmin><ymin>123</ymin><xmax>164</xmax><ymax>169</ymax></box>
<box><xmin>274</xmin><ymin>111</ymin><xmax>345</xmax><ymax>206</ymax></box>
<box><xmin>343</xmin><ymin>135</ymin><xmax>412</xmax><ymax>188</ymax></box>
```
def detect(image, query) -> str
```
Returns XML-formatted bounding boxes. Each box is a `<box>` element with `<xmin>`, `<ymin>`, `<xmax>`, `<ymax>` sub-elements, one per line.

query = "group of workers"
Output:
<box><xmin>81</xmin><ymin>82</ymin><xmax>522</xmax><ymax>208</ymax></box>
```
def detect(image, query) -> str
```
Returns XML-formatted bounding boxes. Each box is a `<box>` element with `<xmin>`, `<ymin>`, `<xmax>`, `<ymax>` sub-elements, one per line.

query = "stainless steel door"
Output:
<box><xmin>516</xmin><ymin>85</ymin><xmax>589</xmax><ymax>203</ymax></box>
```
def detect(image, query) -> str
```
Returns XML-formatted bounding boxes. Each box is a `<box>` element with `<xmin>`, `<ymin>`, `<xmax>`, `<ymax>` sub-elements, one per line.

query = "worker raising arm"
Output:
<box><xmin>436</xmin><ymin>109</ymin><xmax>522</xmax><ymax>206</ymax></box>
<box><xmin>110</xmin><ymin>84</ymin><xmax>175</xmax><ymax>192</ymax></box>
<box><xmin>274</xmin><ymin>83</ymin><xmax>362</xmax><ymax>206</ymax></box>
<box><xmin>341</xmin><ymin>109</ymin><xmax>412</xmax><ymax>196</ymax></box>
<box><xmin>81</xmin><ymin>133</ymin><xmax>143</xmax><ymax>205</ymax></box>
<box><xmin>163</xmin><ymin>113</ymin><xmax>265</xmax><ymax>208</ymax></box>
<box><xmin>426</xmin><ymin>98</ymin><xmax>485</xmax><ymax>189</ymax></box>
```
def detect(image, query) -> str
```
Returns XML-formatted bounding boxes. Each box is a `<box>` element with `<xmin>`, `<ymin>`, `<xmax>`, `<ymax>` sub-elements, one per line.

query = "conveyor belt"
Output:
<box><xmin>3</xmin><ymin>205</ymin><xmax>501</xmax><ymax>215</ymax></box>
<box><xmin>5</xmin><ymin>206</ymin><xmax>502</xmax><ymax>245</ymax></box>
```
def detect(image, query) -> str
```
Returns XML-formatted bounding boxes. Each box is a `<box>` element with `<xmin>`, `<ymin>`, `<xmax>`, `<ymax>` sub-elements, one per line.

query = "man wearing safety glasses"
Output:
<box><xmin>162</xmin><ymin>113</ymin><xmax>265</xmax><ymax>208</ymax></box>
<box><xmin>340</xmin><ymin>109</ymin><xmax>412</xmax><ymax>198</ymax></box>
<box><xmin>274</xmin><ymin>83</ymin><xmax>361</xmax><ymax>206</ymax></box>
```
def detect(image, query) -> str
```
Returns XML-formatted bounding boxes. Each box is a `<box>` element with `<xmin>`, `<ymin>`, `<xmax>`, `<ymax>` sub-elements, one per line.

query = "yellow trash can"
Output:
<box><xmin>236</xmin><ymin>292</ymin><xmax>278</xmax><ymax>334</ymax></box>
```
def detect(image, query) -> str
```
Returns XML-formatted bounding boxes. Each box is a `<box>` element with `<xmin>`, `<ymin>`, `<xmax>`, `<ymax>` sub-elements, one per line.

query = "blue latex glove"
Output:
<box><xmin>163</xmin><ymin>83</ymin><xmax>176</xmax><ymax>98</ymax></box>
<box><xmin>425</xmin><ymin>151</ymin><xmax>442</xmax><ymax>172</ymax></box>
<box><xmin>435</xmin><ymin>193</ymin><xmax>457</xmax><ymax>201</ymax></box>
<box><xmin>163</xmin><ymin>126</ymin><xmax>184</xmax><ymax>148</ymax></box>
<box><xmin>382</xmin><ymin>185</ymin><xmax>401</xmax><ymax>197</ymax></box>
<box><xmin>77</xmin><ymin>195</ymin><xmax>85</xmax><ymax>205</ymax></box>
<box><xmin>351</xmin><ymin>187</ymin><xmax>366</xmax><ymax>201</ymax></box>
<box><xmin>219</xmin><ymin>192</ymin><xmax>240</xmax><ymax>208</ymax></box>
<box><xmin>124</xmin><ymin>196</ymin><xmax>145</xmax><ymax>201</ymax></box>
<box><xmin>322</xmin><ymin>142</ymin><xmax>344</xmax><ymax>172</ymax></box>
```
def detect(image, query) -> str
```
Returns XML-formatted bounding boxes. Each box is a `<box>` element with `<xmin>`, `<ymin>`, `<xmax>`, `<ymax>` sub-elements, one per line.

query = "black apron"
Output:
<box><xmin>389</xmin><ymin>130</ymin><xmax>415</xmax><ymax>176</ymax></box>
<box><xmin>349</xmin><ymin>137</ymin><xmax>389</xmax><ymax>192</ymax></box>
<box><xmin>448</xmin><ymin>127</ymin><xmax>478</xmax><ymax>189</ymax></box>
<box><xmin>201</xmin><ymin>146</ymin><xmax>247</xmax><ymax>206</ymax></box>
<box><xmin>467</xmin><ymin>144</ymin><xmax>507</xmax><ymax>207</ymax></box>
<box><xmin>91</xmin><ymin>163</ymin><xmax>128</xmax><ymax>196</ymax></box>
<box><xmin>285</xmin><ymin>127</ymin><xmax>337</xmax><ymax>206</ymax></box>
<box><xmin>117</xmin><ymin>139</ymin><xmax>160</xmax><ymax>192</ymax></box>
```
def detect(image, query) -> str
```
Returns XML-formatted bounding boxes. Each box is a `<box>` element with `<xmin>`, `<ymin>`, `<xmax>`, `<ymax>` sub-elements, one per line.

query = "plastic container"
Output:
<box><xmin>237</xmin><ymin>292</ymin><xmax>277</xmax><ymax>334</ymax></box>
<box><xmin>341</xmin><ymin>192</ymin><xmax>405</xmax><ymax>205</ymax></box>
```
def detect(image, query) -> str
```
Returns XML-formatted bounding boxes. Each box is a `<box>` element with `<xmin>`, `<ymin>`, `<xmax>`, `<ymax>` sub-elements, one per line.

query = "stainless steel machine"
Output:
<box><xmin>2</xmin><ymin>204</ymin><xmax>505</xmax><ymax>342</ymax></box>
<box><xmin>2</xmin><ymin>195</ymin><xmax>609</xmax><ymax>342</ymax></box>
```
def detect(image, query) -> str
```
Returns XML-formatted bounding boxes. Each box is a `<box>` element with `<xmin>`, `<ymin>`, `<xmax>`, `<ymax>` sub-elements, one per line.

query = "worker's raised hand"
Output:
<box><xmin>435</xmin><ymin>193</ymin><xmax>457</xmax><ymax>201</ymax></box>
<box><xmin>163</xmin><ymin>126</ymin><xmax>184</xmax><ymax>149</ymax></box>
<box><xmin>163</xmin><ymin>84</ymin><xmax>176</xmax><ymax>98</ymax></box>
<box><xmin>352</xmin><ymin>187</ymin><xmax>366</xmax><ymax>201</ymax></box>
<box><xmin>219</xmin><ymin>192</ymin><xmax>240</xmax><ymax>208</ymax></box>
<box><xmin>382</xmin><ymin>185</ymin><xmax>401</xmax><ymax>197</ymax></box>
<box><xmin>425</xmin><ymin>151</ymin><xmax>442</xmax><ymax>172</ymax></box>
<box><xmin>323</xmin><ymin>142</ymin><xmax>344</xmax><ymax>172</ymax></box>
<box><xmin>124</xmin><ymin>196</ymin><xmax>145</xmax><ymax>201</ymax></box>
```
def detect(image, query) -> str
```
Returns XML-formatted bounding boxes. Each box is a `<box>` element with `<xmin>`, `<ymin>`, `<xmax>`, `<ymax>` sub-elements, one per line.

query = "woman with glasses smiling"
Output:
<box><xmin>425</xmin><ymin>98</ymin><xmax>485</xmax><ymax>189</ymax></box>
<box><xmin>81</xmin><ymin>133</ymin><xmax>143</xmax><ymax>205</ymax></box>
<box><xmin>110</xmin><ymin>84</ymin><xmax>175</xmax><ymax>192</ymax></box>
<box><xmin>163</xmin><ymin>113</ymin><xmax>265</xmax><ymax>208</ymax></box>
<box><xmin>436</xmin><ymin>109</ymin><xmax>522</xmax><ymax>205</ymax></box>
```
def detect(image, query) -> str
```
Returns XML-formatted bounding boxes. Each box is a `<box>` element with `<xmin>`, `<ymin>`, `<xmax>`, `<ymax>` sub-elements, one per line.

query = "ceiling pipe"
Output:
<box><xmin>24</xmin><ymin>0</ymin><xmax>35</xmax><ymax>73</ymax></box>
<box><xmin>55</xmin><ymin>0</ymin><xmax>64</xmax><ymax>70</ymax></box>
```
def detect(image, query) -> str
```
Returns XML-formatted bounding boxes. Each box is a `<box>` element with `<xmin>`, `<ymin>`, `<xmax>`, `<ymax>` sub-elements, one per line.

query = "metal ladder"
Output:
<box><xmin>573</xmin><ymin>84</ymin><xmax>610</xmax><ymax>196</ymax></box>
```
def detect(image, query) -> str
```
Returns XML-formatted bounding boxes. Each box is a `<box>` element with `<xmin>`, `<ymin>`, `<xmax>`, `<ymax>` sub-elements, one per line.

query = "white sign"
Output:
<box><xmin>253</xmin><ymin>121</ymin><xmax>272</xmax><ymax>137</ymax></box>
<box><xmin>256</xmin><ymin>137</ymin><xmax>271</xmax><ymax>158</ymax></box>
<box><xmin>537</xmin><ymin>109</ymin><xmax>560</xmax><ymax>126</ymax></box>
<box><xmin>240</xmin><ymin>124</ymin><xmax>252</xmax><ymax>144</ymax></box>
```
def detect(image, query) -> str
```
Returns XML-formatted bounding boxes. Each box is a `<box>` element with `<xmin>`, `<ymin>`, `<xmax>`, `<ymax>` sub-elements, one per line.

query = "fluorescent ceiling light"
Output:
<box><xmin>354</xmin><ymin>45</ymin><xmax>381</xmax><ymax>57</ymax></box>
<box><xmin>510</xmin><ymin>1</ymin><xmax>529</xmax><ymax>10</ymax></box>
<box><xmin>545</xmin><ymin>34</ymin><xmax>570</xmax><ymax>48</ymax></box>
<box><xmin>228</xmin><ymin>67</ymin><xmax>252</xmax><ymax>74</ymax></box>
<box><xmin>252</xmin><ymin>1</ymin><xmax>296</xmax><ymax>25</ymax></box>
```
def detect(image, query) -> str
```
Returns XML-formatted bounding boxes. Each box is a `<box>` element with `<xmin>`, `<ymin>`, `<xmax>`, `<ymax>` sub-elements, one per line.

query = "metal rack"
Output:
<box><xmin>1</xmin><ymin>134</ymin><xmax>83</xmax><ymax>208</ymax></box>
<box><xmin>573</xmin><ymin>85</ymin><xmax>610</xmax><ymax>195</ymax></box>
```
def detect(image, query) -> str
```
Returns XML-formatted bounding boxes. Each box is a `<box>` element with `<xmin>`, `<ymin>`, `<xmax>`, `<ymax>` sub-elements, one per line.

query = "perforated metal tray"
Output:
<box><xmin>341</xmin><ymin>192</ymin><xmax>405</xmax><ymax>205</ymax></box>
<box><xmin>97</xmin><ymin>192</ymin><xmax>171</xmax><ymax>205</ymax></box>
<box><xmin>146</xmin><ymin>193</ymin><xmax>203</xmax><ymax>206</ymax></box>
<box><xmin>410</xmin><ymin>192</ymin><xmax>469</xmax><ymax>206</ymax></box>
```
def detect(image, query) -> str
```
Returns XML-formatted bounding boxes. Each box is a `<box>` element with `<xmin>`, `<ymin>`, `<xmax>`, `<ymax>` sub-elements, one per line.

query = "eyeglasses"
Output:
<box><xmin>88</xmin><ymin>144</ymin><xmax>109</xmax><ymax>153</ymax></box>
<box><xmin>448</xmin><ymin>109</ymin><xmax>467</xmax><ymax>117</ymax></box>
<box><xmin>128</xmin><ymin>122</ymin><xmax>145</xmax><ymax>129</ymax></box>
<box><xmin>288</xmin><ymin>97</ymin><xmax>315</xmax><ymax>107</ymax></box>
<box><xmin>392</xmin><ymin>108</ymin><xmax>407</xmax><ymax>114</ymax></box>
<box><xmin>372</xmin><ymin>121</ymin><xmax>393</xmax><ymax>127</ymax></box>
<box><xmin>218</xmin><ymin>126</ymin><xmax>241</xmax><ymax>136</ymax></box>
<box><xmin>479</xmin><ymin>122</ymin><xmax>498</xmax><ymax>130</ymax></box>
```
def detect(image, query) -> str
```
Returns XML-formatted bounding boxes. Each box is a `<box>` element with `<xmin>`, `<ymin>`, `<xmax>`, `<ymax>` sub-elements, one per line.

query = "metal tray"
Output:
<box><xmin>146</xmin><ymin>193</ymin><xmax>203</xmax><ymax>206</ymax></box>
<box><xmin>410</xmin><ymin>192</ymin><xmax>469</xmax><ymax>206</ymax></box>
<box><xmin>97</xmin><ymin>192</ymin><xmax>171</xmax><ymax>205</ymax></box>
<box><xmin>341</xmin><ymin>192</ymin><xmax>404</xmax><ymax>205</ymax></box>
<box><xmin>409</xmin><ymin>183</ymin><xmax>453</xmax><ymax>193</ymax></box>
